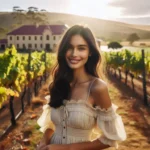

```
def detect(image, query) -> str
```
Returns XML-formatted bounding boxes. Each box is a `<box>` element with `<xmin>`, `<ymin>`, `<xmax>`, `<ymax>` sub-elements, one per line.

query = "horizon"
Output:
<box><xmin>0</xmin><ymin>0</ymin><xmax>150</xmax><ymax>25</ymax></box>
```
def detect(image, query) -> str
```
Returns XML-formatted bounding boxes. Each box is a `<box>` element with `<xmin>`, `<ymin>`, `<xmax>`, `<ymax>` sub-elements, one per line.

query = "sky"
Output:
<box><xmin>0</xmin><ymin>0</ymin><xmax>150</xmax><ymax>25</ymax></box>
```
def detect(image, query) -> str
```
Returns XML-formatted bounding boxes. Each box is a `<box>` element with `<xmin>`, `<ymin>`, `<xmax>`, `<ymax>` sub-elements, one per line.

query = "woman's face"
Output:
<box><xmin>65</xmin><ymin>34</ymin><xmax>90</xmax><ymax>70</ymax></box>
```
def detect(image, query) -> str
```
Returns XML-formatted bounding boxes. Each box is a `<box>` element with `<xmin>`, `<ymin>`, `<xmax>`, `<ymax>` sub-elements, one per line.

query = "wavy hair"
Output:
<box><xmin>49</xmin><ymin>24</ymin><xmax>103</xmax><ymax>108</ymax></box>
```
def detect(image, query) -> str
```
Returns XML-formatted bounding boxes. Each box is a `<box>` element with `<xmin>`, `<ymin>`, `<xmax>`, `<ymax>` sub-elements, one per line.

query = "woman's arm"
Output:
<box><xmin>42</xmin><ymin>128</ymin><xmax>54</xmax><ymax>144</ymax></box>
<box><xmin>37</xmin><ymin>128</ymin><xmax>54</xmax><ymax>149</ymax></box>
<box><xmin>69</xmin><ymin>139</ymin><xmax>110</xmax><ymax>150</ymax></box>
<box><xmin>42</xmin><ymin>139</ymin><xmax>110</xmax><ymax>150</ymax></box>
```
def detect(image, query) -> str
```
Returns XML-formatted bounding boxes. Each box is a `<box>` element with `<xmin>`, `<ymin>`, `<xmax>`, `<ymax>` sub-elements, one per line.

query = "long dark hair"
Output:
<box><xmin>49</xmin><ymin>24</ymin><xmax>102</xmax><ymax>108</ymax></box>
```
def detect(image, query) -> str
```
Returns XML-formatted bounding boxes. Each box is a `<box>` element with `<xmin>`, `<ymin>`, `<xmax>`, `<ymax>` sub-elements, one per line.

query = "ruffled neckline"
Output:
<box><xmin>44</xmin><ymin>95</ymin><xmax>118</xmax><ymax>112</ymax></box>
<box><xmin>62</xmin><ymin>99</ymin><xmax>118</xmax><ymax>112</ymax></box>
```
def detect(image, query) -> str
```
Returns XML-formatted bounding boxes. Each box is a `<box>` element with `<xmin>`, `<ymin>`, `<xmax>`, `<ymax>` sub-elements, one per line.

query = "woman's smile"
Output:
<box><xmin>68</xmin><ymin>58</ymin><xmax>82</xmax><ymax>64</ymax></box>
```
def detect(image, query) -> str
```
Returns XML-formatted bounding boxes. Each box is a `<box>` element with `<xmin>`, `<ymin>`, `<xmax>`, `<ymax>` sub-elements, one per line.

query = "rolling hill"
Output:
<box><xmin>0</xmin><ymin>12</ymin><xmax>150</xmax><ymax>41</ymax></box>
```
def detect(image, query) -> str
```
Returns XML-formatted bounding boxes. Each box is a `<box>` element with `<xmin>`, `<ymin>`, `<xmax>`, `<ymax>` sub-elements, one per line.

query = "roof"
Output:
<box><xmin>0</xmin><ymin>39</ymin><xmax>7</xmax><ymax>44</ymax></box>
<box><xmin>7</xmin><ymin>25</ymin><xmax>68</xmax><ymax>35</ymax></box>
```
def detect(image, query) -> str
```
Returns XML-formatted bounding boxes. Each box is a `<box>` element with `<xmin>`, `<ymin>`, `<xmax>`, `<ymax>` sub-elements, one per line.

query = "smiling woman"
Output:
<box><xmin>36</xmin><ymin>24</ymin><xmax>126</xmax><ymax>150</ymax></box>
<box><xmin>67</xmin><ymin>0</ymin><xmax>122</xmax><ymax>19</ymax></box>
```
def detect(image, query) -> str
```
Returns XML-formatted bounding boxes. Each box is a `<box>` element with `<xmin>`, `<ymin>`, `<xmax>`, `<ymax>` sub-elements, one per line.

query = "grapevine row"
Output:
<box><xmin>0</xmin><ymin>45</ymin><xmax>55</xmax><ymax>108</ymax></box>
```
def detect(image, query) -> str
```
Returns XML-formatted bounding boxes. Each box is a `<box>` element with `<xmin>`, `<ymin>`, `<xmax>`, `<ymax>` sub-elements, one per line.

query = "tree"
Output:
<box><xmin>13</xmin><ymin>6</ymin><xmax>20</xmax><ymax>12</ymax></box>
<box><xmin>108</xmin><ymin>41</ymin><xmax>123</xmax><ymax>49</ymax></box>
<box><xmin>127</xmin><ymin>33</ymin><xmax>140</xmax><ymax>45</ymax></box>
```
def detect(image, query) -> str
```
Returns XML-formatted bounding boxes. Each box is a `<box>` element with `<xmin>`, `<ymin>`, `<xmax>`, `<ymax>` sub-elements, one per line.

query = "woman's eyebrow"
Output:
<box><xmin>77</xmin><ymin>44</ymin><xmax>88</xmax><ymax>47</ymax></box>
<box><xmin>69</xmin><ymin>44</ymin><xmax>88</xmax><ymax>47</ymax></box>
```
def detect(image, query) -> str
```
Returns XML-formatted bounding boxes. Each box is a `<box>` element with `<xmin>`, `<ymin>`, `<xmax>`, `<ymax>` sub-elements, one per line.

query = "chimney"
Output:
<box><xmin>36</xmin><ymin>23</ymin><xmax>39</xmax><ymax>28</ymax></box>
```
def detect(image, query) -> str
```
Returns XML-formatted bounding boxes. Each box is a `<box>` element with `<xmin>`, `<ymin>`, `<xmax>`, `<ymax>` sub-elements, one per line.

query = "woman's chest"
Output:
<box><xmin>51</xmin><ymin>103</ymin><xmax>97</xmax><ymax>130</ymax></box>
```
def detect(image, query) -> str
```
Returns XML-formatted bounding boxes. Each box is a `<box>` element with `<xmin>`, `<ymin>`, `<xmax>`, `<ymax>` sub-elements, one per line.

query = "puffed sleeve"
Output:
<box><xmin>93</xmin><ymin>103</ymin><xmax>126</xmax><ymax>149</ymax></box>
<box><xmin>37</xmin><ymin>95</ymin><xmax>55</xmax><ymax>133</ymax></box>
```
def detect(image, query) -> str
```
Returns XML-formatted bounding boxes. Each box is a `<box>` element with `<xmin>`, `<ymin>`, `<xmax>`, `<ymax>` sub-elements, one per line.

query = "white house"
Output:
<box><xmin>6</xmin><ymin>24</ymin><xmax>68</xmax><ymax>51</ymax></box>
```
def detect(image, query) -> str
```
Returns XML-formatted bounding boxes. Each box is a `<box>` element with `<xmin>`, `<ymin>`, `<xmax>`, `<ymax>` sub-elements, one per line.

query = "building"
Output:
<box><xmin>6</xmin><ymin>24</ymin><xmax>68</xmax><ymax>51</ymax></box>
<box><xmin>0</xmin><ymin>39</ymin><xmax>7</xmax><ymax>50</ymax></box>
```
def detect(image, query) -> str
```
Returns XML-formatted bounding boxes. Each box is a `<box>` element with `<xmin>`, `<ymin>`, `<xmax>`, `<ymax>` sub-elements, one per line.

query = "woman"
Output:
<box><xmin>37</xmin><ymin>25</ymin><xmax>126</xmax><ymax>150</ymax></box>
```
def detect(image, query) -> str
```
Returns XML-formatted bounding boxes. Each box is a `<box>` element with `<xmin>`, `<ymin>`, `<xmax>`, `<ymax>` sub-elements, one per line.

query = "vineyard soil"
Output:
<box><xmin>0</xmin><ymin>74</ymin><xmax>150</xmax><ymax>150</ymax></box>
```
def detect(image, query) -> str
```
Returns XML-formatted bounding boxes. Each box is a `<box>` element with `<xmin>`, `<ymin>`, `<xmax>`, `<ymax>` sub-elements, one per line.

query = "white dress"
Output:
<box><xmin>37</xmin><ymin>79</ymin><xmax>127</xmax><ymax>150</ymax></box>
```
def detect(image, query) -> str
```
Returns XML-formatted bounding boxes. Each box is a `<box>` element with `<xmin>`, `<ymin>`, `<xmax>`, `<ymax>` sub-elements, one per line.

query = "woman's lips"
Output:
<box><xmin>69</xmin><ymin>58</ymin><xmax>81</xmax><ymax>64</ymax></box>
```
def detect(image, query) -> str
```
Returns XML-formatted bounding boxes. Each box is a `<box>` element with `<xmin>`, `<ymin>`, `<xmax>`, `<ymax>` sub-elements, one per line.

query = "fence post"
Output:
<box><xmin>142</xmin><ymin>49</ymin><xmax>148</xmax><ymax>105</ymax></box>
<box><xmin>27</xmin><ymin>49</ymin><xmax>31</xmax><ymax>105</ymax></box>
<box><xmin>21</xmin><ymin>85</ymin><xmax>26</xmax><ymax>113</ymax></box>
<box><xmin>9</xmin><ymin>96</ymin><xmax>16</xmax><ymax>125</ymax></box>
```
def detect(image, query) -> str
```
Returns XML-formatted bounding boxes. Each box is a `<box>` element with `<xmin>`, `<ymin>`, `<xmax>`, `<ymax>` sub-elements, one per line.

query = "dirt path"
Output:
<box><xmin>0</xmin><ymin>75</ymin><xmax>150</xmax><ymax>150</ymax></box>
<box><xmin>106</xmin><ymin>74</ymin><xmax>150</xmax><ymax>150</ymax></box>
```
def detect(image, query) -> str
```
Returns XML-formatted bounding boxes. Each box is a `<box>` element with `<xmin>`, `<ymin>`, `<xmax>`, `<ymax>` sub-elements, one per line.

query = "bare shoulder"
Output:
<box><xmin>91</xmin><ymin>78</ymin><xmax>112</xmax><ymax>109</ymax></box>
<box><xmin>92</xmin><ymin>78</ymin><xmax>108</xmax><ymax>91</ymax></box>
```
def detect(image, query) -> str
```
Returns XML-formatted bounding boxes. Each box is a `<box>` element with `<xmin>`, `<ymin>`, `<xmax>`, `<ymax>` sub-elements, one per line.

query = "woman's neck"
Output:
<box><xmin>72</xmin><ymin>67</ymin><xmax>92</xmax><ymax>84</ymax></box>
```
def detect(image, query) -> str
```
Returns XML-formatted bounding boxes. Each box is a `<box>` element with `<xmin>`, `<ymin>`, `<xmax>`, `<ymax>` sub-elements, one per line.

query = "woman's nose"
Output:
<box><xmin>71</xmin><ymin>48</ymin><xmax>78</xmax><ymax>56</ymax></box>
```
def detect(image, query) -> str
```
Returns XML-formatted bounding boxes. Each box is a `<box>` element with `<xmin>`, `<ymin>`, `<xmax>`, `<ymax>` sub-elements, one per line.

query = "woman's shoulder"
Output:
<box><xmin>92</xmin><ymin>78</ymin><xmax>108</xmax><ymax>91</ymax></box>
<box><xmin>91</xmin><ymin>78</ymin><xmax>111</xmax><ymax>108</ymax></box>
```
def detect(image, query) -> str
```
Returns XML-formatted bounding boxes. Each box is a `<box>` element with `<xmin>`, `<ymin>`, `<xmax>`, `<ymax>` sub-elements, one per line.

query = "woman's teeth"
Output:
<box><xmin>69</xmin><ymin>59</ymin><xmax>80</xmax><ymax>64</ymax></box>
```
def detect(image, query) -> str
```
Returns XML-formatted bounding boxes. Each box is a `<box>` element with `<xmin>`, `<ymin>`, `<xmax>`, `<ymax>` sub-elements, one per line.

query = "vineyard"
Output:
<box><xmin>0</xmin><ymin>46</ymin><xmax>56</xmax><ymax>140</ymax></box>
<box><xmin>104</xmin><ymin>49</ymin><xmax>150</xmax><ymax>105</ymax></box>
<box><xmin>0</xmin><ymin>46</ymin><xmax>150</xmax><ymax>149</ymax></box>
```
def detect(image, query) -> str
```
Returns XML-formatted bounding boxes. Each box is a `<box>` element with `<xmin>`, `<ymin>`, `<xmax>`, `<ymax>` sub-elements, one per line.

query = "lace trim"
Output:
<box><xmin>63</xmin><ymin>99</ymin><xmax>118</xmax><ymax>112</ymax></box>
<box><xmin>44</xmin><ymin>94</ymin><xmax>118</xmax><ymax>113</ymax></box>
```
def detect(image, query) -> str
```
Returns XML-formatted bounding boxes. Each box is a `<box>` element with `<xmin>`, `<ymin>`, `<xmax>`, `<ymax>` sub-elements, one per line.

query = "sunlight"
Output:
<box><xmin>67</xmin><ymin>0</ymin><xmax>122</xmax><ymax>19</ymax></box>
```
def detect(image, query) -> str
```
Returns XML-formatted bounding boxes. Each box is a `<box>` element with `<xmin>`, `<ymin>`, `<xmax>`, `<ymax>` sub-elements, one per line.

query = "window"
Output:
<box><xmin>17</xmin><ymin>36</ymin><xmax>19</xmax><ymax>40</ymax></box>
<box><xmin>29</xmin><ymin>36</ymin><xmax>31</xmax><ymax>40</ymax></box>
<box><xmin>10</xmin><ymin>36</ymin><xmax>12</xmax><ymax>40</ymax></box>
<box><xmin>17</xmin><ymin>44</ymin><xmax>19</xmax><ymax>49</ymax></box>
<box><xmin>28</xmin><ymin>44</ymin><xmax>32</xmax><ymax>49</ymax></box>
<box><xmin>46</xmin><ymin>35</ymin><xmax>49</xmax><ymax>40</ymax></box>
<box><xmin>40</xmin><ymin>36</ymin><xmax>42</xmax><ymax>40</ymax></box>
<box><xmin>23</xmin><ymin>44</ymin><xmax>26</xmax><ymax>49</ymax></box>
<box><xmin>23</xmin><ymin>36</ymin><xmax>25</xmax><ymax>40</ymax></box>
<box><xmin>40</xmin><ymin>44</ymin><xmax>43</xmax><ymax>48</ymax></box>
<box><xmin>35</xmin><ymin>44</ymin><xmax>37</xmax><ymax>48</ymax></box>
<box><xmin>53</xmin><ymin>36</ymin><xmax>56</xmax><ymax>40</ymax></box>
<box><xmin>45</xmin><ymin>44</ymin><xmax>50</xmax><ymax>50</ymax></box>
<box><xmin>35</xmin><ymin>36</ymin><xmax>37</xmax><ymax>40</ymax></box>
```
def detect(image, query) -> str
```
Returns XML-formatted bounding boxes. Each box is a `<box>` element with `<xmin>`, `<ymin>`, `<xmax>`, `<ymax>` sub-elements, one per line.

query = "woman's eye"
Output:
<box><xmin>78</xmin><ymin>47</ymin><xmax>85</xmax><ymax>50</ymax></box>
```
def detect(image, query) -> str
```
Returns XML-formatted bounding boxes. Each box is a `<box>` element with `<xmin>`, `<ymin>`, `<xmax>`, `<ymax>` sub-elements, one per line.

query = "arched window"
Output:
<box><xmin>46</xmin><ymin>35</ymin><xmax>49</xmax><ymax>40</ymax></box>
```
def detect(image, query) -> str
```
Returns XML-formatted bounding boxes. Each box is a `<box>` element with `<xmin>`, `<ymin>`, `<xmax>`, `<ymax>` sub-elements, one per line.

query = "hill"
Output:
<box><xmin>0</xmin><ymin>12</ymin><xmax>150</xmax><ymax>41</ymax></box>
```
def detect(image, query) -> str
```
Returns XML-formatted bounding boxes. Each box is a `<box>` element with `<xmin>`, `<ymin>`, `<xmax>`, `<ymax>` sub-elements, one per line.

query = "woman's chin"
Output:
<box><xmin>68</xmin><ymin>63</ymin><xmax>82</xmax><ymax>69</ymax></box>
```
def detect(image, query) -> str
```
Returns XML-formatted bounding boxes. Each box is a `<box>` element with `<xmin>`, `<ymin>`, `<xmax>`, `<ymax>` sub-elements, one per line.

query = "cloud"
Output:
<box><xmin>109</xmin><ymin>0</ymin><xmax>150</xmax><ymax>16</ymax></box>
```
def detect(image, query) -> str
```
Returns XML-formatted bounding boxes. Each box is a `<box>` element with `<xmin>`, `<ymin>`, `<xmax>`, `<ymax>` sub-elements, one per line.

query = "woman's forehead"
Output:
<box><xmin>69</xmin><ymin>35</ymin><xmax>88</xmax><ymax>46</ymax></box>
